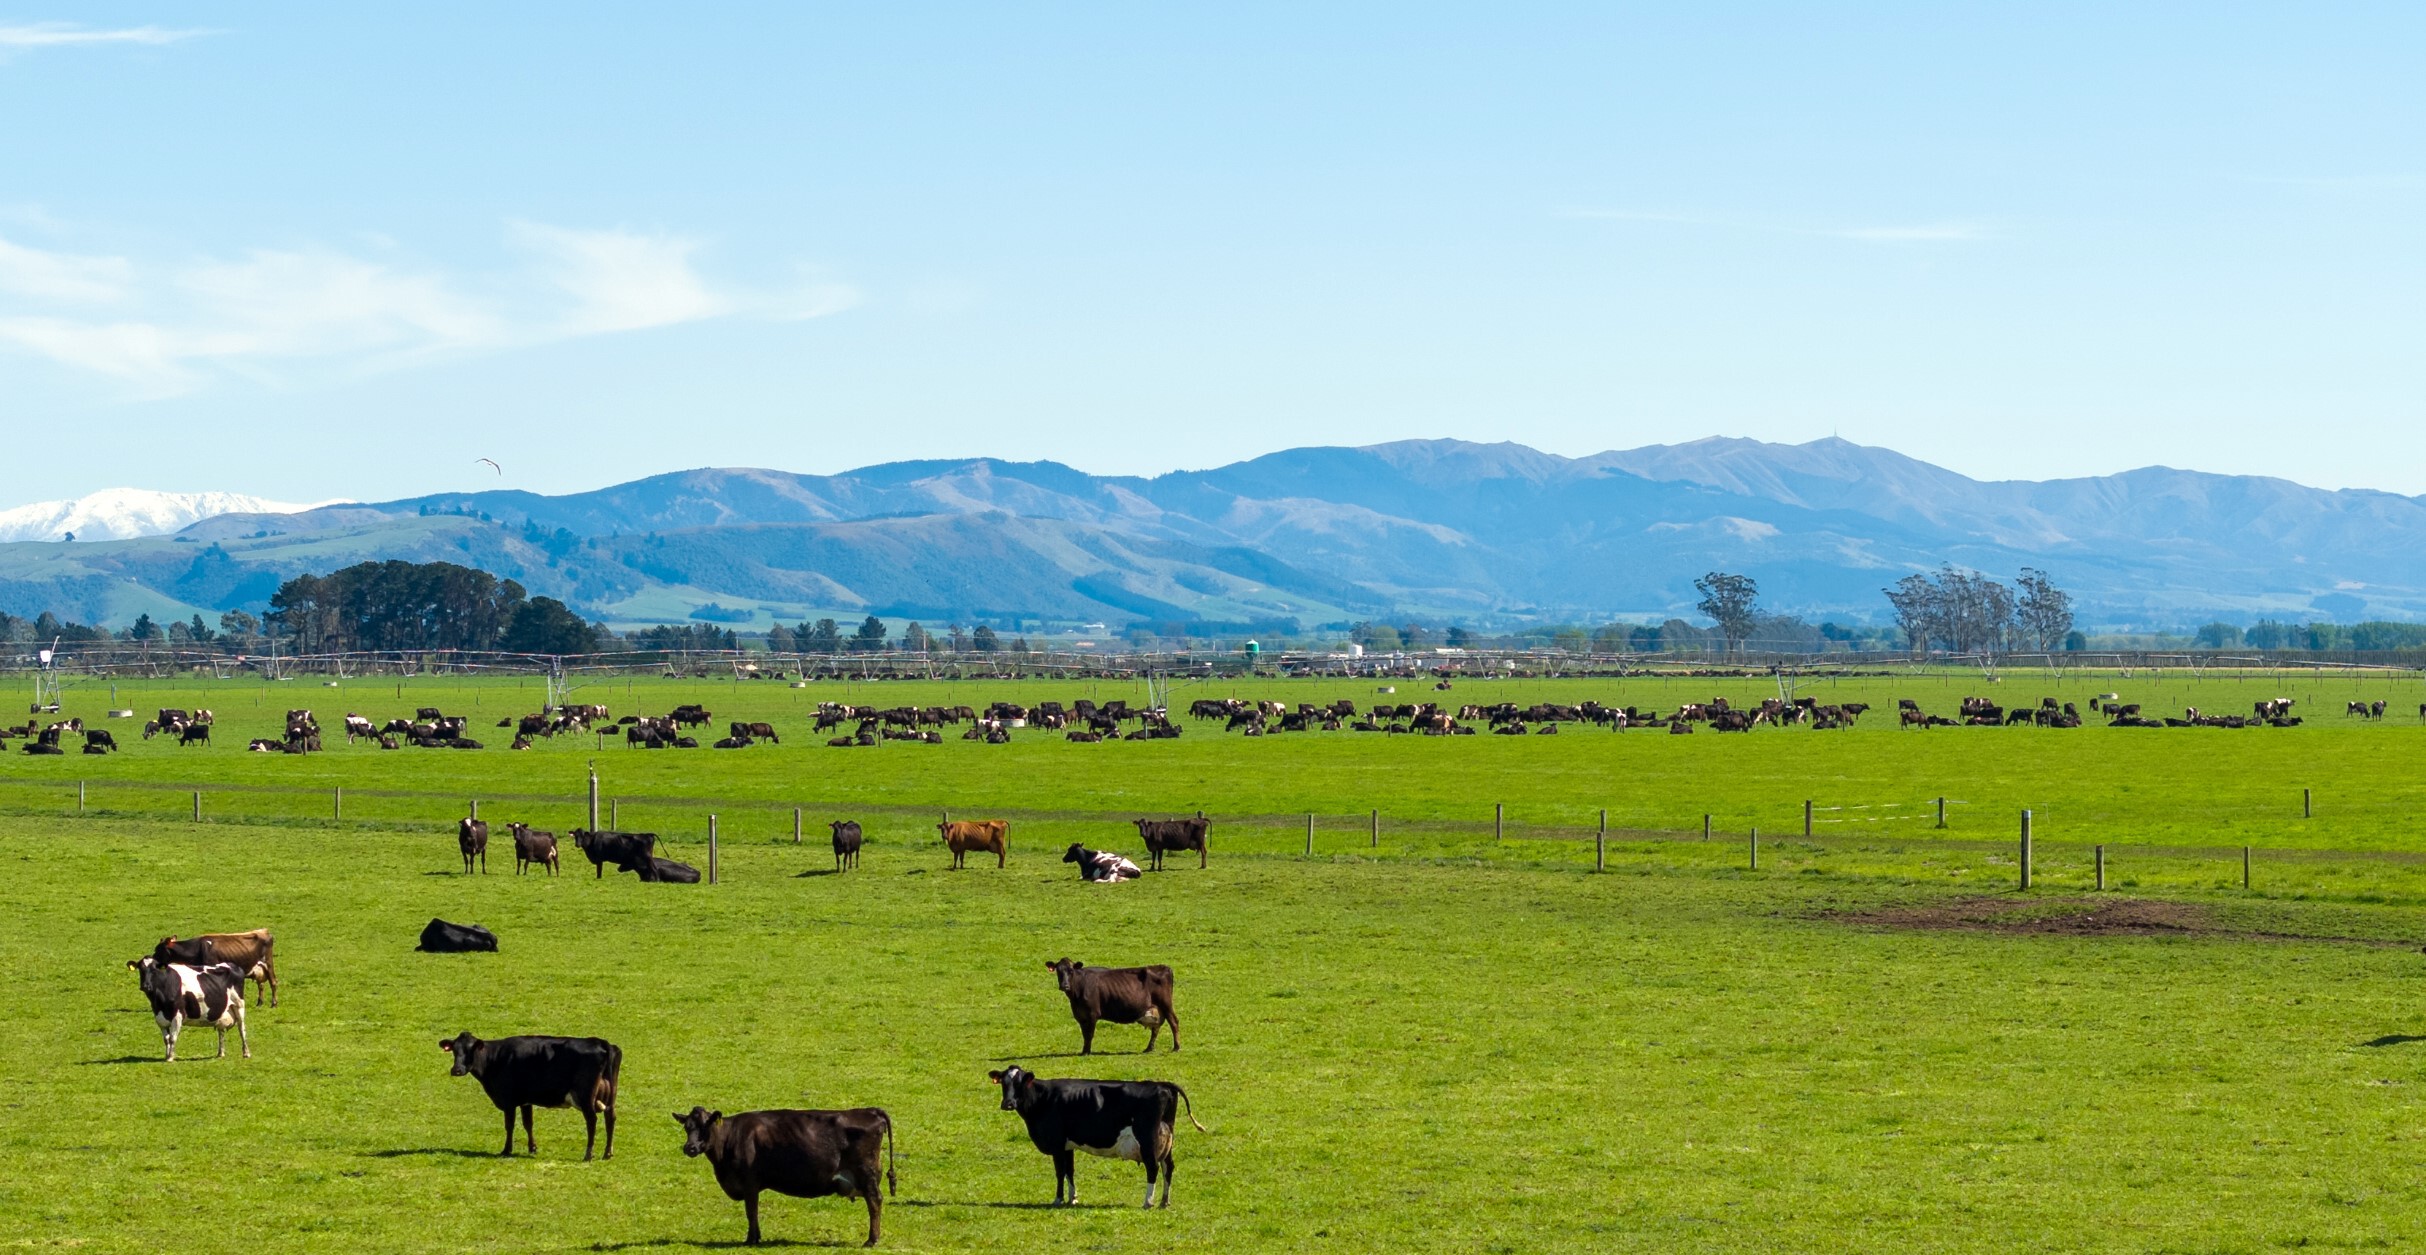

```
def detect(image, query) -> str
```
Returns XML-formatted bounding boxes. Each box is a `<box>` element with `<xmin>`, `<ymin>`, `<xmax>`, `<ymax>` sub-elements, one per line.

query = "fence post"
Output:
<box><xmin>1304</xmin><ymin>816</ymin><xmax>1313</xmax><ymax>858</ymax></box>
<box><xmin>1936</xmin><ymin>796</ymin><xmax>1947</xmax><ymax>829</ymax></box>
<box><xmin>1702</xmin><ymin>813</ymin><xmax>1711</xmax><ymax>841</ymax></box>
<box><xmin>1596</xmin><ymin>808</ymin><xmax>1606</xmax><ymax>872</ymax></box>
<box><xmin>2094</xmin><ymin>844</ymin><xmax>2105</xmax><ymax>891</ymax></box>
<box><xmin>588</xmin><ymin>767</ymin><xmax>599</xmax><ymax>831</ymax></box>
<box><xmin>609</xmin><ymin>798</ymin><xmax>619</xmax><ymax>828</ymax></box>
<box><xmin>78</xmin><ymin>780</ymin><xmax>85</xmax><ymax>814</ymax></box>
<box><xmin>333</xmin><ymin>787</ymin><xmax>341</xmax><ymax>821</ymax></box>
<box><xmin>793</xmin><ymin>807</ymin><xmax>802</xmax><ymax>844</ymax></box>
<box><xmin>2019</xmin><ymin>810</ymin><xmax>2033</xmax><ymax>890</ymax></box>
<box><xmin>1369</xmin><ymin>809</ymin><xmax>1378</xmax><ymax>848</ymax></box>
<box><xmin>193</xmin><ymin>791</ymin><xmax>201</xmax><ymax>823</ymax></box>
<box><xmin>2303</xmin><ymin>788</ymin><xmax>2311</xmax><ymax>819</ymax></box>
<box><xmin>1749</xmin><ymin>826</ymin><xmax>1758</xmax><ymax>870</ymax></box>
<box><xmin>1804</xmin><ymin>799</ymin><xmax>1813</xmax><ymax>838</ymax></box>
<box><xmin>708</xmin><ymin>815</ymin><xmax>719</xmax><ymax>885</ymax></box>
<box><xmin>2243</xmin><ymin>845</ymin><xmax>2251</xmax><ymax>890</ymax></box>
<box><xmin>1495</xmin><ymin>803</ymin><xmax>1503</xmax><ymax>841</ymax></box>
<box><xmin>469</xmin><ymin>798</ymin><xmax>478</xmax><ymax>821</ymax></box>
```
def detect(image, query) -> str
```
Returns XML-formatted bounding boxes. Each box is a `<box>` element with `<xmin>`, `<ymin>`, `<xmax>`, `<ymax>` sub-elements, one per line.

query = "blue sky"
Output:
<box><xmin>1</xmin><ymin>4</ymin><xmax>2419</xmax><ymax>505</ymax></box>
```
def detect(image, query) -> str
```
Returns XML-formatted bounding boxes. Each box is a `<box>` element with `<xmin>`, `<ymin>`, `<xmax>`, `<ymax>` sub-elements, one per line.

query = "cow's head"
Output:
<box><xmin>1131</xmin><ymin>818</ymin><xmax>1149</xmax><ymax>834</ymax></box>
<box><xmin>989</xmin><ymin>1066</ymin><xmax>1035</xmax><ymax>1111</ymax></box>
<box><xmin>1061</xmin><ymin>844</ymin><xmax>1089</xmax><ymax>864</ymax></box>
<box><xmin>1046</xmin><ymin>958</ymin><xmax>1084</xmax><ymax>991</ymax></box>
<box><xmin>126</xmin><ymin>954</ymin><xmax>159</xmax><ymax>976</ymax></box>
<box><xmin>438</xmin><ymin>1032</ymin><xmax>483</xmax><ymax>1076</ymax></box>
<box><xmin>674</xmin><ymin>1107</ymin><xmax>722</xmax><ymax>1156</ymax></box>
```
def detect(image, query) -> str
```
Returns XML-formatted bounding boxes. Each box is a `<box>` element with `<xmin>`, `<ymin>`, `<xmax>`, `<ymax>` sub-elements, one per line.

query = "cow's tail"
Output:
<box><xmin>883</xmin><ymin>1111</ymin><xmax>898</xmax><ymax>1196</ymax></box>
<box><xmin>1168</xmin><ymin>1084</ymin><xmax>1207</xmax><ymax>1132</ymax></box>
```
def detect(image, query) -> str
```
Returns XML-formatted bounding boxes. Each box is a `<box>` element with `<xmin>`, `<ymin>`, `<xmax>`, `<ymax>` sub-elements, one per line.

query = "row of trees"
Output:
<box><xmin>1882</xmin><ymin>565</ymin><xmax>2076</xmax><ymax>655</ymax></box>
<box><xmin>265</xmin><ymin>562</ymin><xmax>605</xmax><ymax>655</ymax></box>
<box><xmin>763</xmin><ymin>618</ymin><xmax>1030</xmax><ymax>654</ymax></box>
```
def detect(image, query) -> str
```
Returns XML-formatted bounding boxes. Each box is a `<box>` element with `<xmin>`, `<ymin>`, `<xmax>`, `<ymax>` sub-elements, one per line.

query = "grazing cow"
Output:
<box><xmin>508</xmin><ymin>823</ymin><xmax>559</xmax><ymax>876</ymax></box>
<box><xmin>988</xmin><ymin>1065</ymin><xmax>1204</xmax><ymax>1207</ymax></box>
<box><xmin>82</xmin><ymin>729</ymin><xmax>115</xmax><ymax>753</ymax></box>
<box><xmin>458</xmin><ymin>818</ymin><xmax>490</xmax><ymax>875</ymax></box>
<box><xmin>418</xmin><ymin>918</ymin><xmax>500</xmax><ymax>952</ymax></box>
<box><xmin>1132</xmin><ymin>816</ymin><xmax>1210</xmax><ymax>870</ymax></box>
<box><xmin>938</xmin><ymin>819</ymin><xmax>1009</xmax><ymax>869</ymax></box>
<box><xmin>343</xmin><ymin>714</ymin><xmax>375</xmax><ymax>742</ymax></box>
<box><xmin>829</xmin><ymin>820</ymin><xmax>863</xmax><ymax>870</ymax></box>
<box><xmin>622</xmin><ymin>856</ymin><xmax>701</xmax><ymax>883</ymax></box>
<box><xmin>153</xmin><ymin>929</ymin><xmax>278</xmax><ymax>1007</ymax></box>
<box><xmin>1063</xmin><ymin>844</ymin><xmax>1141</xmax><ymax>883</ymax></box>
<box><xmin>126</xmin><ymin>955</ymin><xmax>249</xmax><ymax>1062</ymax></box>
<box><xmin>178</xmin><ymin>722</ymin><xmax>211</xmax><ymax>747</ymax></box>
<box><xmin>440</xmin><ymin>1031</ymin><xmax>621</xmax><ymax>1159</ymax></box>
<box><xmin>675</xmin><ymin>1106</ymin><xmax>896</xmax><ymax>1247</ymax></box>
<box><xmin>571</xmin><ymin>828</ymin><xmax>658</xmax><ymax>878</ymax></box>
<box><xmin>1046</xmin><ymin>958</ymin><xmax>1178</xmax><ymax>1054</ymax></box>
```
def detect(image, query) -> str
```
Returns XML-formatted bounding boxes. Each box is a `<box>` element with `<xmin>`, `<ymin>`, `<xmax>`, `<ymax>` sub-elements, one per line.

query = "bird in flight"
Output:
<box><xmin>476</xmin><ymin>458</ymin><xmax>502</xmax><ymax>475</ymax></box>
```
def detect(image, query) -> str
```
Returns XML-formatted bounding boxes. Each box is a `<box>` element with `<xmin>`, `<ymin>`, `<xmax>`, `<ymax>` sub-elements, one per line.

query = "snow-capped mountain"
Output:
<box><xmin>0</xmin><ymin>489</ymin><xmax>325</xmax><ymax>543</ymax></box>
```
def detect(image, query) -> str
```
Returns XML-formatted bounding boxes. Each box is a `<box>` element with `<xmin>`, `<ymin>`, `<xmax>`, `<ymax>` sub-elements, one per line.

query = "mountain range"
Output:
<box><xmin>3</xmin><ymin>437</ymin><xmax>2421</xmax><ymax>632</ymax></box>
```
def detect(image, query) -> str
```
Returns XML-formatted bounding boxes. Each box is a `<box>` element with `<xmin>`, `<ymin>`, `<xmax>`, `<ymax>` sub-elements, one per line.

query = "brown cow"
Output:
<box><xmin>153</xmin><ymin>929</ymin><xmax>279</xmax><ymax>1007</ymax></box>
<box><xmin>938</xmin><ymin>819</ymin><xmax>1008</xmax><ymax>869</ymax></box>
<box><xmin>459</xmin><ymin>818</ymin><xmax>490</xmax><ymax>875</ymax></box>
<box><xmin>1047</xmin><ymin>958</ymin><xmax>1179</xmax><ymax>1054</ymax></box>
<box><xmin>508</xmin><ymin>823</ymin><xmax>559</xmax><ymax>876</ymax></box>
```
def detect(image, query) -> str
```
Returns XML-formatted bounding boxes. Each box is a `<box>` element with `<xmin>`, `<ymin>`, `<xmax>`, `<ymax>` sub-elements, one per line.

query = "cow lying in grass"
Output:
<box><xmin>1063</xmin><ymin>843</ymin><xmax>1141</xmax><ymax>883</ymax></box>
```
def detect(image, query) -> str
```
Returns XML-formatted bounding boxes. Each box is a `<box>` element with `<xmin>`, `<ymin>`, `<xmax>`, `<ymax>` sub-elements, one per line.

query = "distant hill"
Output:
<box><xmin>6</xmin><ymin>438</ymin><xmax>2425</xmax><ymax>630</ymax></box>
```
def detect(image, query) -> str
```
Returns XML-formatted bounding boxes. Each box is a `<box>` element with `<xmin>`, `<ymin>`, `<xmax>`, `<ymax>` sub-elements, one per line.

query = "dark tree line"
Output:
<box><xmin>265</xmin><ymin>561</ymin><xmax>603</xmax><ymax>654</ymax></box>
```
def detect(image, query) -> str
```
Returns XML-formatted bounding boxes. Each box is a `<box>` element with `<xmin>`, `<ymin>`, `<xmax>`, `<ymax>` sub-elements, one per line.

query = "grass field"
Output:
<box><xmin>9</xmin><ymin>669</ymin><xmax>2426</xmax><ymax>1251</ymax></box>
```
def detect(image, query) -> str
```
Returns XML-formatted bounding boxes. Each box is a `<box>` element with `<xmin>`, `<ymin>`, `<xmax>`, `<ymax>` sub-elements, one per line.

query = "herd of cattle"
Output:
<box><xmin>122</xmin><ymin>806</ymin><xmax>1219</xmax><ymax>1245</ymax></box>
<box><xmin>19</xmin><ymin>688</ymin><xmax>2426</xmax><ymax>758</ymax></box>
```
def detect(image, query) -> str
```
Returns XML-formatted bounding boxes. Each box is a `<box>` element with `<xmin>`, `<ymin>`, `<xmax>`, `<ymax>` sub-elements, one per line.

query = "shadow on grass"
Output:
<box><xmin>588</xmin><ymin>1240</ymin><xmax>839</xmax><ymax>1251</ymax></box>
<box><xmin>362</xmin><ymin>1147</ymin><xmax>501</xmax><ymax>1159</ymax></box>
<box><xmin>77</xmin><ymin>1055</ymin><xmax>158</xmax><ymax>1066</ymax></box>
<box><xmin>793</xmin><ymin>869</ymin><xmax>842</xmax><ymax>878</ymax></box>
<box><xmin>2361</xmin><ymin>1034</ymin><xmax>2426</xmax><ymax>1048</ymax></box>
<box><xmin>988</xmin><ymin>1050</ymin><xmax>1144</xmax><ymax>1061</ymax></box>
<box><xmin>893</xmin><ymin>1199</ymin><xmax>1123</xmax><ymax>1210</ymax></box>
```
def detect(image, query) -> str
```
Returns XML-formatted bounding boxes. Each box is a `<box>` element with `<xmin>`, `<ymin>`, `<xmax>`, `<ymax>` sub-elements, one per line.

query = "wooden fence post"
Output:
<box><xmin>469</xmin><ymin>798</ymin><xmax>478</xmax><ymax>821</ymax></box>
<box><xmin>1596</xmin><ymin>808</ymin><xmax>1606</xmax><ymax>872</ymax></box>
<box><xmin>1936</xmin><ymin>796</ymin><xmax>1947</xmax><ymax>829</ymax></box>
<box><xmin>2019</xmin><ymin>810</ymin><xmax>2033</xmax><ymax>890</ymax></box>
<box><xmin>1702</xmin><ymin>813</ymin><xmax>1711</xmax><ymax>841</ymax></box>
<box><xmin>2243</xmin><ymin>846</ymin><xmax>2251</xmax><ymax>890</ymax></box>
<box><xmin>2094</xmin><ymin>844</ymin><xmax>2105</xmax><ymax>891</ymax></box>
<box><xmin>793</xmin><ymin>807</ymin><xmax>802</xmax><ymax>844</ymax></box>
<box><xmin>588</xmin><ymin>768</ymin><xmax>599</xmax><ymax>831</ymax></box>
<box><xmin>708</xmin><ymin>815</ymin><xmax>719</xmax><ymax>884</ymax></box>
<box><xmin>609</xmin><ymin>798</ymin><xmax>619</xmax><ymax>828</ymax></box>
<box><xmin>333</xmin><ymin>787</ymin><xmax>341</xmax><ymax>821</ymax></box>
<box><xmin>192</xmin><ymin>790</ymin><xmax>201</xmax><ymax>823</ymax></box>
<box><xmin>1369</xmin><ymin>809</ymin><xmax>1378</xmax><ymax>848</ymax></box>
<box><xmin>1804</xmin><ymin>799</ymin><xmax>1813</xmax><ymax>838</ymax></box>
<box><xmin>1749</xmin><ymin>826</ymin><xmax>1758</xmax><ymax>870</ymax></box>
<box><xmin>1495</xmin><ymin>802</ymin><xmax>1503</xmax><ymax>841</ymax></box>
<box><xmin>2303</xmin><ymin>788</ymin><xmax>2311</xmax><ymax>819</ymax></box>
<box><xmin>78</xmin><ymin>780</ymin><xmax>85</xmax><ymax>814</ymax></box>
<box><xmin>1304</xmin><ymin>815</ymin><xmax>1313</xmax><ymax>858</ymax></box>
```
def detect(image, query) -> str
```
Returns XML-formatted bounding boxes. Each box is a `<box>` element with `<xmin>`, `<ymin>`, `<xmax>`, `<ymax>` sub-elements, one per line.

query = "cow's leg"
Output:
<box><xmin>521</xmin><ymin>1105</ymin><xmax>537</xmax><ymax>1154</ymax></box>
<box><xmin>161</xmin><ymin>1014</ymin><xmax>179</xmax><ymax>1062</ymax></box>
<box><xmin>744</xmin><ymin>1192</ymin><xmax>762</xmax><ymax>1244</ymax></box>
<box><xmin>1199</xmin><ymin>846</ymin><xmax>1207</xmax><ymax>870</ymax></box>
<box><xmin>996</xmin><ymin>846</ymin><xmax>1006</xmax><ymax>869</ymax></box>
<box><xmin>1159</xmin><ymin>1147</ymin><xmax>1175</xmax><ymax>1207</ymax></box>
<box><xmin>1054</xmin><ymin>1150</ymin><xmax>1076</xmax><ymax>1205</ymax></box>
<box><xmin>1080</xmin><ymin>1017</ymin><xmax>1096</xmax><ymax>1055</ymax></box>
<box><xmin>235</xmin><ymin>1004</ymin><xmax>249</xmax><ymax>1058</ymax></box>
<box><xmin>500</xmin><ymin>1108</ymin><xmax>516</xmax><ymax>1155</ymax></box>
<box><xmin>1165</xmin><ymin>1004</ymin><xmax>1180</xmax><ymax>1051</ymax></box>
<box><xmin>863</xmin><ymin>1186</ymin><xmax>881</xmax><ymax>1247</ymax></box>
<box><xmin>582</xmin><ymin>1107</ymin><xmax>598</xmax><ymax>1160</ymax></box>
<box><xmin>1144</xmin><ymin>1016</ymin><xmax>1160</xmax><ymax>1052</ymax></box>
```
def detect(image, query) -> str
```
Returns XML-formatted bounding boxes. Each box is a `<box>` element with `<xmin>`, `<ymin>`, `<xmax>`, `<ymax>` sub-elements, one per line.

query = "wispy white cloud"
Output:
<box><xmin>0</xmin><ymin>22</ymin><xmax>208</xmax><ymax>48</ymax></box>
<box><xmin>0</xmin><ymin>223</ymin><xmax>856</xmax><ymax>395</ymax></box>
<box><xmin>1560</xmin><ymin>206</ymin><xmax>1992</xmax><ymax>243</ymax></box>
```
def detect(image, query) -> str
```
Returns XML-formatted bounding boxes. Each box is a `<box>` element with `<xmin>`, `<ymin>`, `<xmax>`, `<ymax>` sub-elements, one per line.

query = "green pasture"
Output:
<box><xmin>12</xmin><ymin>813</ymin><xmax>2426</xmax><ymax>1252</ymax></box>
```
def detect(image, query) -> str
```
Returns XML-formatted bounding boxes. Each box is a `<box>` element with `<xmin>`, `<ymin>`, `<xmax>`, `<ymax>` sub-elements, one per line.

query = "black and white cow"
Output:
<box><xmin>1062</xmin><ymin>843</ymin><xmax>1142</xmax><ymax>883</ymax></box>
<box><xmin>988</xmin><ymin>1065</ymin><xmax>1203</xmax><ymax>1207</ymax></box>
<box><xmin>126</xmin><ymin>955</ymin><xmax>249</xmax><ymax>1062</ymax></box>
<box><xmin>439</xmin><ymin>1031</ymin><xmax>621</xmax><ymax>1159</ymax></box>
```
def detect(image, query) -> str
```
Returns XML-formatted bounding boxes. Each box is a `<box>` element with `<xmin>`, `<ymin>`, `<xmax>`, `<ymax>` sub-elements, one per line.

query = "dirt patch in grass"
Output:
<box><xmin>1832</xmin><ymin>895</ymin><xmax>2406</xmax><ymax>946</ymax></box>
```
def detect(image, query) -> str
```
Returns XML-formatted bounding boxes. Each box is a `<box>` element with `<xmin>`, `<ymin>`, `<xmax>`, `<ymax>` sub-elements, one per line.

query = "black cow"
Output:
<box><xmin>675</xmin><ymin>1106</ymin><xmax>896</xmax><ymax>1247</ymax></box>
<box><xmin>126</xmin><ymin>955</ymin><xmax>249</xmax><ymax>1062</ymax></box>
<box><xmin>83</xmin><ymin>729</ymin><xmax>116</xmax><ymax>753</ymax></box>
<box><xmin>829</xmin><ymin>820</ymin><xmax>863</xmax><ymax>871</ymax></box>
<box><xmin>419</xmin><ymin>919</ymin><xmax>499</xmax><ymax>952</ymax></box>
<box><xmin>987</xmin><ymin>1065</ymin><xmax>1203</xmax><ymax>1207</ymax></box>
<box><xmin>1132</xmin><ymin>816</ymin><xmax>1209</xmax><ymax>870</ymax></box>
<box><xmin>622</xmin><ymin>856</ymin><xmax>701</xmax><ymax>884</ymax></box>
<box><xmin>178</xmin><ymin>723</ymin><xmax>210</xmax><ymax>747</ymax></box>
<box><xmin>508</xmin><ymin>823</ymin><xmax>559</xmax><ymax>876</ymax></box>
<box><xmin>458</xmin><ymin>818</ymin><xmax>489</xmax><ymax>875</ymax></box>
<box><xmin>1047</xmin><ymin>958</ymin><xmax>1178</xmax><ymax>1053</ymax></box>
<box><xmin>439</xmin><ymin>1031</ymin><xmax>621</xmax><ymax>1159</ymax></box>
<box><xmin>571</xmin><ymin>828</ymin><xmax>658</xmax><ymax>878</ymax></box>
